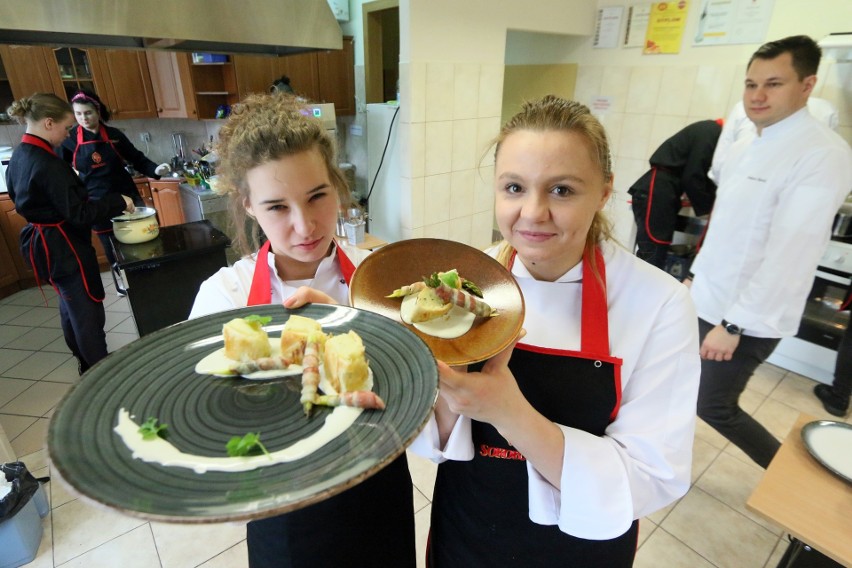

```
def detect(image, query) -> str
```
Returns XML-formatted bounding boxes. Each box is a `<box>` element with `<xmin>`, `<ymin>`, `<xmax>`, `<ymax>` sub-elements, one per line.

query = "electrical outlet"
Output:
<box><xmin>139</xmin><ymin>132</ymin><xmax>151</xmax><ymax>143</ymax></box>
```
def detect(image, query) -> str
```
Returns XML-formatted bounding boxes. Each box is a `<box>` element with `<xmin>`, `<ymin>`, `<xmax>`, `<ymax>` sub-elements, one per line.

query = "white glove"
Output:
<box><xmin>154</xmin><ymin>163</ymin><xmax>171</xmax><ymax>176</ymax></box>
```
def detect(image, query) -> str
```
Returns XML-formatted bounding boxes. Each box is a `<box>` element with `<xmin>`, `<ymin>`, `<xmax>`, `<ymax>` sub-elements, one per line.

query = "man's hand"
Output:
<box><xmin>700</xmin><ymin>325</ymin><xmax>740</xmax><ymax>361</ymax></box>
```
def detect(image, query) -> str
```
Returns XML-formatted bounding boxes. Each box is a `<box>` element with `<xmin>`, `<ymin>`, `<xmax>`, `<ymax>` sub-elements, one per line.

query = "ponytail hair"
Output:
<box><xmin>7</xmin><ymin>93</ymin><xmax>72</xmax><ymax>125</ymax></box>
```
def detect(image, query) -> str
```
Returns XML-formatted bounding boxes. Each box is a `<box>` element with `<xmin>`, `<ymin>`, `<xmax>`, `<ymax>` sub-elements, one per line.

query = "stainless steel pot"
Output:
<box><xmin>111</xmin><ymin>207</ymin><xmax>160</xmax><ymax>244</ymax></box>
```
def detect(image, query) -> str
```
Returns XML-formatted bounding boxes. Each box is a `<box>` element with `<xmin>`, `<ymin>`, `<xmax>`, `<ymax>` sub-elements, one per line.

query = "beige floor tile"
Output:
<box><xmin>150</xmin><ymin>520</ymin><xmax>246</xmax><ymax>568</ymax></box>
<box><xmin>6</xmin><ymin>306</ymin><xmax>57</xmax><ymax>327</ymax></box>
<box><xmin>24</xmin><ymin>513</ymin><xmax>55</xmax><ymax>568</ymax></box>
<box><xmin>770</xmin><ymin>373</ymin><xmax>839</xmax><ymax>420</ymax></box>
<box><xmin>407</xmin><ymin>449</ymin><xmax>437</xmax><ymax>502</ymax></box>
<box><xmin>691</xmin><ymin>436</ymin><xmax>723</xmax><ymax>483</ymax></box>
<box><xmin>634</xmin><ymin>528</ymin><xmax>716</xmax><ymax>568</ymax></box>
<box><xmin>11</xmin><ymin>417</ymin><xmax>49</xmax><ymax>457</ymax></box>
<box><xmin>414</xmin><ymin>503</ymin><xmax>431</xmax><ymax>568</ymax></box>
<box><xmin>695</xmin><ymin>452</ymin><xmax>783</xmax><ymax>535</ymax></box>
<box><xmin>645</xmin><ymin>494</ymin><xmax>680</xmax><ymax>525</ymax></box>
<box><xmin>752</xmin><ymin>397</ymin><xmax>802</xmax><ymax>442</ymax></box>
<box><xmin>765</xmin><ymin>536</ymin><xmax>789</xmax><ymax>568</ymax></box>
<box><xmin>51</xmin><ymin>498</ymin><xmax>148</xmax><ymax>565</ymax></box>
<box><xmin>739</xmin><ymin>387</ymin><xmax>766</xmax><ymax>414</ymax></box>
<box><xmin>49</xmin><ymin>471</ymin><xmax>80</xmax><ymax>510</ymax></box>
<box><xmin>694</xmin><ymin>418</ymin><xmax>729</xmax><ymax>450</ymax></box>
<box><xmin>637</xmin><ymin>517</ymin><xmax>657</xmax><ymax>548</ymax></box>
<box><xmin>42</xmin><ymin>336</ymin><xmax>72</xmax><ymax>354</ymax></box>
<box><xmin>662</xmin><ymin>487</ymin><xmax>777</xmax><ymax>568</ymax></box>
<box><xmin>0</xmin><ymin>412</ymin><xmax>37</xmax><ymax>440</ymax></box>
<box><xmin>197</xmin><ymin>540</ymin><xmax>248</xmax><ymax>568</ymax></box>
<box><xmin>0</xmin><ymin>378</ymin><xmax>35</xmax><ymax>407</ymax></box>
<box><xmin>413</xmin><ymin>485</ymin><xmax>430</xmax><ymax>513</ymax></box>
<box><xmin>4</xmin><ymin>352</ymin><xmax>69</xmax><ymax>381</ymax></box>
<box><xmin>106</xmin><ymin>332</ymin><xmax>139</xmax><ymax>352</ymax></box>
<box><xmin>56</xmin><ymin>524</ymin><xmax>160</xmax><ymax>568</ymax></box>
<box><xmin>2</xmin><ymin>381</ymin><xmax>71</xmax><ymax>416</ymax></box>
<box><xmin>41</xmin><ymin>358</ymin><xmax>80</xmax><ymax>384</ymax></box>
<box><xmin>0</xmin><ymin>349</ymin><xmax>34</xmax><ymax>375</ymax></box>
<box><xmin>747</xmin><ymin>363</ymin><xmax>787</xmax><ymax>396</ymax></box>
<box><xmin>3</xmin><ymin>327</ymin><xmax>64</xmax><ymax>352</ymax></box>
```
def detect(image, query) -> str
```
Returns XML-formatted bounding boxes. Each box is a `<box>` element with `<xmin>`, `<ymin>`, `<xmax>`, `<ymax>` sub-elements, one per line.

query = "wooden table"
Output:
<box><xmin>747</xmin><ymin>413</ymin><xmax>852</xmax><ymax>567</ymax></box>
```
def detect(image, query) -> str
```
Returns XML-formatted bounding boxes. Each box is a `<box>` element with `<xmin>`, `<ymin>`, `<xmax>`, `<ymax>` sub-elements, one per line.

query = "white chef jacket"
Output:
<box><xmin>189</xmin><ymin>240</ymin><xmax>370</xmax><ymax>318</ymax></box>
<box><xmin>410</xmin><ymin>242</ymin><xmax>701</xmax><ymax>539</ymax></box>
<box><xmin>710</xmin><ymin>97</ymin><xmax>839</xmax><ymax>183</ymax></box>
<box><xmin>691</xmin><ymin>107</ymin><xmax>852</xmax><ymax>338</ymax></box>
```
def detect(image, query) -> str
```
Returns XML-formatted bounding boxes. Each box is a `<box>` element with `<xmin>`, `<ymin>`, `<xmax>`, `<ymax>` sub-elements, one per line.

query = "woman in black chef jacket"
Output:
<box><xmin>60</xmin><ymin>90</ymin><xmax>170</xmax><ymax>290</ymax></box>
<box><xmin>410</xmin><ymin>96</ymin><xmax>701</xmax><ymax>567</ymax></box>
<box><xmin>5</xmin><ymin>93</ymin><xmax>134</xmax><ymax>374</ymax></box>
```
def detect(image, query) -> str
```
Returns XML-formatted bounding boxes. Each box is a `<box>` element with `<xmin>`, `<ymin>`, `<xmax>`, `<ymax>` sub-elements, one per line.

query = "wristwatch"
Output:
<box><xmin>720</xmin><ymin>319</ymin><xmax>743</xmax><ymax>335</ymax></box>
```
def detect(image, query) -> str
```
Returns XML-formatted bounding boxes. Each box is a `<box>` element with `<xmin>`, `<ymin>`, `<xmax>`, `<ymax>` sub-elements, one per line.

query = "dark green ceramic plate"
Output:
<box><xmin>48</xmin><ymin>304</ymin><xmax>438</xmax><ymax>523</ymax></box>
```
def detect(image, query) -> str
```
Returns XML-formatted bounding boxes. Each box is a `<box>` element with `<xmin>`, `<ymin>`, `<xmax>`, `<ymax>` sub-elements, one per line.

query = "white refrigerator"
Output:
<box><xmin>365</xmin><ymin>103</ymin><xmax>402</xmax><ymax>243</ymax></box>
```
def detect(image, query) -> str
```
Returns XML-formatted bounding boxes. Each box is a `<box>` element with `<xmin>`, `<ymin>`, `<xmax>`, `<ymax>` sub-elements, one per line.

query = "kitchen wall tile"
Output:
<box><xmin>476</xmin><ymin>116</ymin><xmax>500</xmax><ymax>167</ymax></box>
<box><xmin>723</xmin><ymin>63</ymin><xmax>747</xmax><ymax>120</ymax></box>
<box><xmin>423</xmin><ymin>173</ymin><xmax>451</xmax><ymax>225</ymax></box>
<box><xmin>612</xmin><ymin>156</ymin><xmax>647</xmax><ymax>197</ymax></box>
<box><xmin>600</xmin><ymin>66</ymin><xmax>632</xmax><ymax>114</ymax></box>
<box><xmin>597</xmin><ymin>112</ymin><xmax>624</xmax><ymax>164</ymax></box>
<box><xmin>399</xmin><ymin>175</ymin><xmax>424</xmax><ymax>230</ymax></box>
<box><xmin>451</xmin><ymin>118</ymin><xmax>478</xmax><ymax>171</ymax></box>
<box><xmin>655</xmin><ymin>65</ymin><xmax>698</xmax><ymax>117</ymax></box>
<box><xmin>400</xmin><ymin>121</ymin><xmax>426</xmax><ymax>179</ymax></box>
<box><xmin>688</xmin><ymin>65</ymin><xmax>738</xmax><ymax>119</ymax></box>
<box><xmin>425</xmin><ymin>62</ymin><xmax>455</xmax><ymax>122</ymax></box>
<box><xmin>634</xmin><ymin>527</ymin><xmax>716</xmax><ymax>568</ymax></box>
<box><xmin>423</xmin><ymin>220</ymin><xmax>451</xmax><ymax>240</ymax></box>
<box><xmin>473</xmin><ymin>166</ymin><xmax>494</xmax><ymax>214</ymax></box>
<box><xmin>399</xmin><ymin>62</ymin><xmax>411</xmax><ymax>123</ymax></box>
<box><xmin>471</xmin><ymin>210</ymin><xmax>496</xmax><ymax>250</ymax></box>
<box><xmin>661</xmin><ymin>487</ymin><xmax>777</xmax><ymax>568</ymax></box>
<box><xmin>626</xmin><ymin>66</ymin><xmax>663</xmax><ymax>115</ymax></box>
<box><xmin>56</xmin><ymin>520</ymin><xmax>155</xmax><ymax>568</ymax></box>
<box><xmin>818</xmin><ymin>60</ymin><xmax>852</xmax><ymax>127</ymax></box>
<box><xmin>574</xmin><ymin>65</ymin><xmax>604</xmax><ymax>108</ymax></box>
<box><xmin>150</xmin><ymin>519</ymin><xmax>246</xmax><ymax>568</ymax></box>
<box><xmin>453</xmin><ymin>63</ymin><xmax>481</xmax><ymax>120</ymax></box>
<box><xmin>198</xmin><ymin>541</ymin><xmax>248</xmax><ymax>568</ymax></box>
<box><xmin>478</xmin><ymin>63</ymin><xmax>505</xmax><ymax>119</ymax></box>
<box><xmin>449</xmin><ymin>169</ymin><xmax>476</xmax><ymax>219</ymax></box>
<box><xmin>648</xmin><ymin>115</ymin><xmax>689</xmax><ymax>158</ymax></box>
<box><xmin>407</xmin><ymin>61</ymin><xmax>428</xmax><ymax>124</ymax></box>
<box><xmin>694</xmin><ymin>452</ymin><xmax>782</xmax><ymax>535</ymax></box>
<box><xmin>402</xmin><ymin>226</ymin><xmax>425</xmax><ymax>240</ymax></box>
<box><xmin>424</xmin><ymin>121</ymin><xmax>453</xmax><ymax>176</ymax></box>
<box><xmin>616</xmin><ymin>113</ymin><xmax>653</xmax><ymax>161</ymax></box>
<box><xmin>447</xmin><ymin>214</ymin><xmax>472</xmax><ymax>245</ymax></box>
<box><xmin>605</xmin><ymin>191</ymin><xmax>636</xmax><ymax>250</ymax></box>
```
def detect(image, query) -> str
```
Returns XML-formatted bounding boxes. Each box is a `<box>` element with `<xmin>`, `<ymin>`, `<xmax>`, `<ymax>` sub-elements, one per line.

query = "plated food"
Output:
<box><xmin>47</xmin><ymin>304</ymin><xmax>438</xmax><ymax>523</ymax></box>
<box><xmin>350</xmin><ymin>238</ymin><xmax>525</xmax><ymax>365</ymax></box>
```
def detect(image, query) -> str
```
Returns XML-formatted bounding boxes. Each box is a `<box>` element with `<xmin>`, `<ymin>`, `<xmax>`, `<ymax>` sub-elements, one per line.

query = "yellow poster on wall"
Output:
<box><xmin>643</xmin><ymin>1</ymin><xmax>690</xmax><ymax>54</ymax></box>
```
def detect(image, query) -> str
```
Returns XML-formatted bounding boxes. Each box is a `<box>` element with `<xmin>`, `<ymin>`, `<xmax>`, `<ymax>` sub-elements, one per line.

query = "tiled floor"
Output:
<box><xmin>1</xmin><ymin>274</ymin><xmax>848</xmax><ymax>568</ymax></box>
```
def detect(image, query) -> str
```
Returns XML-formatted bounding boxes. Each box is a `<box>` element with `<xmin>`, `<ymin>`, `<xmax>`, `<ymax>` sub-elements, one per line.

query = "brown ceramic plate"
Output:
<box><xmin>349</xmin><ymin>238</ymin><xmax>524</xmax><ymax>365</ymax></box>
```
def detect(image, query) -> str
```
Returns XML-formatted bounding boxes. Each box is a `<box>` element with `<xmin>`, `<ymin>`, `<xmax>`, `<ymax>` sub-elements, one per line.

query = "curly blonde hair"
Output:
<box><xmin>490</xmin><ymin>95</ymin><xmax>615</xmax><ymax>277</ymax></box>
<box><xmin>215</xmin><ymin>93</ymin><xmax>351</xmax><ymax>257</ymax></box>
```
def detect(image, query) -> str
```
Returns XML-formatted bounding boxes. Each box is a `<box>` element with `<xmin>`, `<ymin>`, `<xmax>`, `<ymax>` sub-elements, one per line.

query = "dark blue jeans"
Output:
<box><xmin>55</xmin><ymin>272</ymin><xmax>108</xmax><ymax>372</ymax></box>
<box><xmin>696</xmin><ymin>318</ymin><xmax>781</xmax><ymax>469</ymax></box>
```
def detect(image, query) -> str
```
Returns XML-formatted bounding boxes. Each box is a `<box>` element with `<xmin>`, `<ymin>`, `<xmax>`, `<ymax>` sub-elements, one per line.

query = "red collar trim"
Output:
<box><xmin>21</xmin><ymin>133</ymin><xmax>56</xmax><ymax>156</ymax></box>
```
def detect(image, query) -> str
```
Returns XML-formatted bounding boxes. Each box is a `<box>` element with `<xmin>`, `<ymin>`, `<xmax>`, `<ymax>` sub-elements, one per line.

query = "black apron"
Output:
<box><xmin>72</xmin><ymin>124</ymin><xmax>137</xmax><ymax>234</ymax></box>
<box><xmin>429</xmin><ymin>248</ymin><xmax>638</xmax><ymax>567</ymax></box>
<box><xmin>245</xmin><ymin>241</ymin><xmax>416</xmax><ymax>568</ymax></box>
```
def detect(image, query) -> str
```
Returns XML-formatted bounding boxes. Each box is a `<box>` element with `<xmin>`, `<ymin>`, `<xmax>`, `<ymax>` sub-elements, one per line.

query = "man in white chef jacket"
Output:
<box><xmin>687</xmin><ymin>35</ymin><xmax>852</xmax><ymax>469</ymax></box>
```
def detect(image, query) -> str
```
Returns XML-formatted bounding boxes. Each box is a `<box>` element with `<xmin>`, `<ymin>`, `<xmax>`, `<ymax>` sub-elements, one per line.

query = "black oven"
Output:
<box><xmin>796</xmin><ymin>267</ymin><xmax>850</xmax><ymax>350</ymax></box>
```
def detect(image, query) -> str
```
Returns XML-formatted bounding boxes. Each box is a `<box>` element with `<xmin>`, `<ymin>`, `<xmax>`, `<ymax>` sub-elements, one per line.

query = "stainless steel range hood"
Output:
<box><xmin>0</xmin><ymin>0</ymin><xmax>342</xmax><ymax>55</ymax></box>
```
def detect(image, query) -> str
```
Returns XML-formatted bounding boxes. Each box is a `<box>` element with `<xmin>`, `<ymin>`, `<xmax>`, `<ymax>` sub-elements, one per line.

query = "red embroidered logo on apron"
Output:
<box><xmin>92</xmin><ymin>151</ymin><xmax>102</xmax><ymax>164</ymax></box>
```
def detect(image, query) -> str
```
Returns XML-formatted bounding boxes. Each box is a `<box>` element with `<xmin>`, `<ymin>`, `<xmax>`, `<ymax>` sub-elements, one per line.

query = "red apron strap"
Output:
<box><xmin>645</xmin><ymin>166</ymin><xmax>672</xmax><ymax>245</ymax></box>
<box><xmin>247</xmin><ymin>240</ymin><xmax>273</xmax><ymax>306</ymax></box>
<box><xmin>336</xmin><ymin>243</ymin><xmax>356</xmax><ymax>285</ymax></box>
<box><xmin>580</xmin><ymin>247</ymin><xmax>610</xmax><ymax>356</ymax></box>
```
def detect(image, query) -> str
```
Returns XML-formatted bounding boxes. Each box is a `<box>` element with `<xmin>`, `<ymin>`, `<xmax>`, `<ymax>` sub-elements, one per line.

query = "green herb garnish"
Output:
<box><xmin>244</xmin><ymin>315</ymin><xmax>272</xmax><ymax>327</ymax></box>
<box><xmin>139</xmin><ymin>417</ymin><xmax>168</xmax><ymax>440</ymax></box>
<box><xmin>226</xmin><ymin>432</ymin><xmax>270</xmax><ymax>458</ymax></box>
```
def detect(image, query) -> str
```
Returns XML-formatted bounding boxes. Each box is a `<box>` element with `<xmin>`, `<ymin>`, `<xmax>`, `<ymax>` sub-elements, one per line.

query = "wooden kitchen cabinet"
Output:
<box><xmin>0</xmin><ymin>45</ymin><xmax>58</xmax><ymax>102</ymax></box>
<box><xmin>146</xmin><ymin>51</ymin><xmax>197</xmax><ymax>119</ymax></box>
<box><xmin>316</xmin><ymin>36</ymin><xmax>355</xmax><ymax>116</ymax></box>
<box><xmin>134</xmin><ymin>177</ymin><xmax>155</xmax><ymax>210</ymax></box>
<box><xmin>0</xmin><ymin>55</ymin><xmax>14</xmax><ymax>120</ymax></box>
<box><xmin>234</xmin><ymin>52</ymin><xmax>321</xmax><ymax>103</ymax></box>
<box><xmin>0</xmin><ymin>207</ymin><xmax>21</xmax><ymax>295</ymax></box>
<box><xmin>89</xmin><ymin>49</ymin><xmax>158</xmax><ymax>120</ymax></box>
<box><xmin>0</xmin><ymin>193</ymin><xmax>34</xmax><ymax>284</ymax></box>
<box><xmin>150</xmin><ymin>179</ymin><xmax>186</xmax><ymax>227</ymax></box>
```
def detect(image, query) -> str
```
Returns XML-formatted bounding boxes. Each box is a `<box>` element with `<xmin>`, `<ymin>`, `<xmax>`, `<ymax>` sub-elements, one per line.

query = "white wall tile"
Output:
<box><xmin>449</xmin><ymin>169</ymin><xmax>476</xmax><ymax>219</ymax></box>
<box><xmin>423</xmin><ymin>173</ymin><xmax>452</xmax><ymax>225</ymax></box>
<box><xmin>424</xmin><ymin>121</ymin><xmax>453</xmax><ymax>175</ymax></box>
<box><xmin>597</xmin><ymin>111</ymin><xmax>624</xmax><ymax>160</ymax></box>
<box><xmin>574</xmin><ymin>65</ymin><xmax>604</xmax><ymax>107</ymax></box>
<box><xmin>407</xmin><ymin>61</ymin><xmax>428</xmax><ymax>124</ymax></box>
<box><xmin>473</xmin><ymin>166</ymin><xmax>494</xmax><ymax>213</ymax></box>
<box><xmin>478</xmin><ymin>64</ymin><xmax>505</xmax><ymax>118</ymax></box>
<box><xmin>453</xmin><ymin>63</ymin><xmax>481</xmax><ymax>120</ymax></box>
<box><xmin>648</xmin><ymin>115</ymin><xmax>689</xmax><ymax>158</ymax></box>
<box><xmin>447</xmin><ymin>214</ymin><xmax>473</xmax><ymax>245</ymax></box>
<box><xmin>425</xmin><ymin>62</ymin><xmax>455</xmax><ymax>122</ymax></box>
<box><xmin>451</xmin><ymin>118</ymin><xmax>478</xmax><ymax>171</ymax></box>
<box><xmin>655</xmin><ymin>65</ymin><xmax>698</xmax><ymax>116</ymax></box>
<box><xmin>471</xmin><ymin>210</ymin><xmax>496</xmax><ymax>250</ymax></box>
<box><xmin>689</xmin><ymin>65</ymin><xmax>738</xmax><ymax>118</ymax></box>
<box><xmin>613</xmin><ymin>156</ymin><xmax>649</xmax><ymax>196</ymax></box>
<box><xmin>616</xmin><ymin>113</ymin><xmax>653</xmax><ymax>161</ymax></box>
<box><xmin>403</xmin><ymin>122</ymin><xmax>425</xmax><ymax>179</ymax></box>
<box><xmin>626</xmin><ymin>66</ymin><xmax>663</xmax><ymax>115</ymax></box>
<box><xmin>423</xmin><ymin>220</ymin><xmax>451</xmax><ymax>239</ymax></box>
<box><xmin>600</xmin><ymin>66</ymin><xmax>632</xmax><ymax>113</ymax></box>
<box><xmin>476</xmin><ymin>116</ymin><xmax>501</xmax><ymax>167</ymax></box>
<box><xmin>818</xmin><ymin>60</ymin><xmax>852</xmax><ymax>129</ymax></box>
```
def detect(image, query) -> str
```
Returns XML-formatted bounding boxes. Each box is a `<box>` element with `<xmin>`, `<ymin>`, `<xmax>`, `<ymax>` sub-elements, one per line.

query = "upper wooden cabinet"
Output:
<box><xmin>233</xmin><ymin>37</ymin><xmax>354</xmax><ymax>116</ymax></box>
<box><xmin>0</xmin><ymin>45</ymin><xmax>58</xmax><ymax>102</ymax></box>
<box><xmin>146</xmin><ymin>51</ymin><xmax>197</xmax><ymax>119</ymax></box>
<box><xmin>88</xmin><ymin>49</ymin><xmax>158</xmax><ymax>120</ymax></box>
